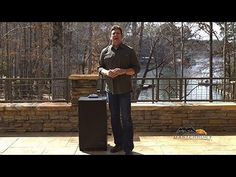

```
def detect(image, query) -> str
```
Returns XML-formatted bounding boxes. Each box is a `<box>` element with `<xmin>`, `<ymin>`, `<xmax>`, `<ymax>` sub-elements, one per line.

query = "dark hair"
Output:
<box><xmin>111</xmin><ymin>25</ymin><xmax>123</xmax><ymax>35</ymax></box>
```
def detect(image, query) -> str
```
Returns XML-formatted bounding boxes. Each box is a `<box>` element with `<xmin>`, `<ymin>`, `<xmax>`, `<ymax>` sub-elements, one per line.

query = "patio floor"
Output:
<box><xmin>1</xmin><ymin>132</ymin><xmax>236</xmax><ymax>155</ymax></box>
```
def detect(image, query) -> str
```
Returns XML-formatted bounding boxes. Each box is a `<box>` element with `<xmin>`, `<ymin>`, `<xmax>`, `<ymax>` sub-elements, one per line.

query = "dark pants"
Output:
<box><xmin>108</xmin><ymin>92</ymin><xmax>134</xmax><ymax>152</ymax></box>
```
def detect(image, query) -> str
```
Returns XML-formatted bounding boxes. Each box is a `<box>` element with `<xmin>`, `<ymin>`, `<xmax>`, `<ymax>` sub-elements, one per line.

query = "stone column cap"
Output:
<box><xmin>68</xmin><ymin>74</ymin><xmax>99</xmax><ymax>80</ymax></box>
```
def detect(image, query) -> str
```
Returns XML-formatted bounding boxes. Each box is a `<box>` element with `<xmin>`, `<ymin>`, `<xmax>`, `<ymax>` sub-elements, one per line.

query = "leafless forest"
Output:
<box><xmin>0</xmin><ymin>22</ymin><xmax>235</xmax><ymax>102</ymax></box>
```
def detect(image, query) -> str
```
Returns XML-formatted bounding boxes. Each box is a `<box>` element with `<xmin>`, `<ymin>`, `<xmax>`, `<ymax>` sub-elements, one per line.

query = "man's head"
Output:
<box><xmin>110</xmin><ymin>25</ymin><xmax>123</xmax><ymax>48</ymax></box>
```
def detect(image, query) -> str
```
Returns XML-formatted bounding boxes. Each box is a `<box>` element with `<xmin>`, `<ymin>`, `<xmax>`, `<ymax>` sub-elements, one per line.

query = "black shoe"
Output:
<box><xmin>110</xmin><ymin>146</ymin><xmax>123</xmax><ymax>153</ymax></box>
<box><xmin>125</xmin><ymin>150</ymin><xmax>133</xmax><ymax>155</ymax></box>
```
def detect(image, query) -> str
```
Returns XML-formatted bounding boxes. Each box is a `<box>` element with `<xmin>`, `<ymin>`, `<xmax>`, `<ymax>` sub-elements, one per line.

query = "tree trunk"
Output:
<box><xmin>171</xmin><ymin>22</ymin><xmax>178</xmax><ymax>98</ymax></box>
<box><xmin>87</xmin><ymin>22</ymin><xmax>93</xmax><ymax>73</ymax></box>
<box><xmin>209</xmin><ymin>22</ymin><xmax>213</xmax><ymax>102</ymax></box>
<box><xmin>180</xmin><ymin>22</ymin><xmax>185</xmax><ymax>101</ymax></box>
<box><xmin>5</xmin><ymin>22</ymin><xmax>11</xmax><ymax>101</ymax></box>
<box><xmin>52</xmin><ymin>22</ymin><xmax>64</xmax><ymax>100</ymax></box>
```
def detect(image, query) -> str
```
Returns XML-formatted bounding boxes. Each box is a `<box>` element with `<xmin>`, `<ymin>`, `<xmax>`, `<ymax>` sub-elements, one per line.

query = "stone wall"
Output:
<box><xmin>131</xmin><ymin>103</ymin><xmax>236</xmax><ymax>132</ymax></box>
<box><xmin>1</xmin><ymin>102</ymin><xmax>236</xmax><ymax>133</ymax></box>
<box><xmin>0</xmin><ymin>103</ymin><xmax>78</xmax><ymax>132</ymax></box>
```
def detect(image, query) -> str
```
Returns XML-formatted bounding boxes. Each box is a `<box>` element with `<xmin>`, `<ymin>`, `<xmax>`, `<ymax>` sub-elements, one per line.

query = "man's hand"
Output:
<box><xmin>101</xmin><ymin>69</ymin><xmax>119</xmax><ymax>78</ymax></box>
<box><xmin>106</xmin><ymin>68</ymin><xmax>125</xmax><ymax>78</ymax></box>
<box><xmin>113</xmin><ymin>68</ymin><xmax>135</xmax><ymax>76</ymax></box>
<box><xmin>112</xmin><ymin>68</ymin><xmax>126</xmax><ymax>76</ymax></box>
<box><xmin>107</xmin><ymin>69</ymin><xmax>120</xmax><ymax>78</ymax></box>
<box><xmin>102</xmin><ymin>68</ymin><xmax>128</xmax><ymax>78</ymax></box>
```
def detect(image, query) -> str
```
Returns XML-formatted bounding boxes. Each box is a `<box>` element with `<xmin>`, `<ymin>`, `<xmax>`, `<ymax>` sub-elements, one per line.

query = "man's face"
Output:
<box><xmin>110</xmin><ymin>29</ymin><xmax>122</xmax><ymax>46</ymax></box>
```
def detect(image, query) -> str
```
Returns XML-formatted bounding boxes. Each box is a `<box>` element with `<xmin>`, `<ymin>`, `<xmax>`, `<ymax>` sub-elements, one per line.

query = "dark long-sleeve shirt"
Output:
<box><xmin>98</xmin><ymin>43</ymin><xmax>140</xmax><ymax>94</ymax></box>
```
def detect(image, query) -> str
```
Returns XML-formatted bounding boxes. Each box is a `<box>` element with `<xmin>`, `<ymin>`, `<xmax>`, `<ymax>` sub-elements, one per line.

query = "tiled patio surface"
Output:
<box><xmin>1</xmin><ymin>132</ymin><xmax>236</xmax><ymax>155</ymax></box>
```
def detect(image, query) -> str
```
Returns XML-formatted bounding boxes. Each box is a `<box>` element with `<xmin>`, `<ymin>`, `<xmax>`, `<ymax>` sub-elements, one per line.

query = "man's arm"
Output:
<box><xmin>98</xmin><ymin>49</ymin><xmax>109</xmax><ymax>76</ymax></box>
<box><xmin>130</xmin><ymin>48</ymin><xmax>140</xmax><ymax>74</ymax></box>
<box><xmin>100</xmin><ymin>67</ymin><xmax>134</xmax><ymax>78</ymax></box>
<box><xmin>111</xmin><ymin>68</ymin><xmax>135</xmax><ymax>76</ymax></box>
<box><xmin>124</xmin><ymin>68</ymin><xmax>135</xmax><ymax>75</ymax></box>
<box><xmin>105</xmin><ymin>48</ymin><xmax>139</xmax><ymax>78</ymax></box>
<box><xmin>98</xmin><ymin>47</ymin><xmax>139</xmax><ymax>78</ymax></box>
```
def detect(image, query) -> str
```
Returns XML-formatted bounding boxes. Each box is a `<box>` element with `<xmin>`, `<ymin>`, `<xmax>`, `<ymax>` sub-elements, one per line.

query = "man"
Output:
<box><xmin>98</xmin><ymin>25</ymin><xmax>140</xmax><ymax>155</ymax></box>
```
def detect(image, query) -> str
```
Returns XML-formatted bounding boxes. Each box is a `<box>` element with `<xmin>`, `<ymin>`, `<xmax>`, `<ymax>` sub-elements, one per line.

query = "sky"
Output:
<box><xmin>191</xmin><ymin>22</ymin><xmax>222</xmax><ymax>40</ymax></box>
<box><xmin>151</xmin><ymin>22</ymin><xmax>223</xmax><ymax>40</ymax></box>
<box><xmin>172</xmin><ymin>22</ymin><xmax>222</xmax><ymax>40</ymax></box>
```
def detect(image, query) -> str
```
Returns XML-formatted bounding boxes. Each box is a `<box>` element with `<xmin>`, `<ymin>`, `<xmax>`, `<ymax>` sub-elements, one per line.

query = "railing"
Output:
<box><xmin>99</xmin><ymin>77</ymin><xmax>236</xmax><ymax>103</ymax></box>
<box><xmin>0</xmin><ymin>78</ymin><xmax>70</xmax><ymax>103</ymax></box>
<box><xmin>1</xmin><ymin>77</ymin><xmax>236</xmax><ymax>103</ymax></box>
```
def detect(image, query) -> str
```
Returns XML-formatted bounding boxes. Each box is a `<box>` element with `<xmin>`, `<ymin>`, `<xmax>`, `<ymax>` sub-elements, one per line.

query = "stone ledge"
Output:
<box><xmin>68</xmin><ymin>74</ymin><xmax>99</xmax><ymax>80</ymax></box>
<box><xmin>131</xmin><ymin>102</ymin><xmax>236</xmax><ymax>111</ymax></box>
<box><xmin>0</xmin><ymin>102</ymin><xmax>72</xmax><ymax>111</ymax></box>
<box><xmin>1</xmin><ymin>102</ymin><xmax>236</xmax><ymax>111</ymax></box>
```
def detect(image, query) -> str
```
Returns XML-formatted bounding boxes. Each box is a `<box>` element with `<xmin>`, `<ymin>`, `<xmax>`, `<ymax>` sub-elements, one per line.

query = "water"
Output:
<box><xmin>137</xmin><ymin>56</ymin><xmax>223</xmax><ymax>101</ymax></box>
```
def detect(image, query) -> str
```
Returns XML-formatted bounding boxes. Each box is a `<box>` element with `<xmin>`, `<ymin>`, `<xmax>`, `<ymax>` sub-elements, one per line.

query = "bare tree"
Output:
<box><xmin>52</xmin><ymin>22</ymin><xmax>64</xmax><ymax>100</ymax></box>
